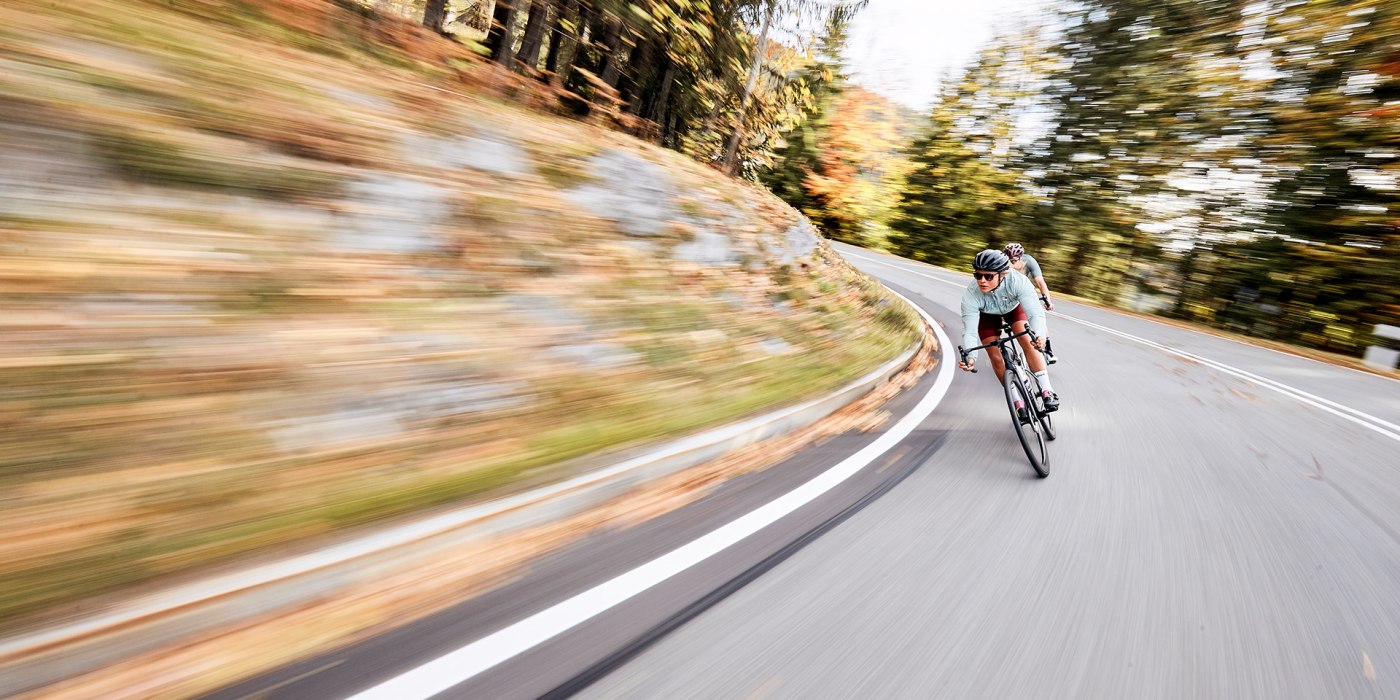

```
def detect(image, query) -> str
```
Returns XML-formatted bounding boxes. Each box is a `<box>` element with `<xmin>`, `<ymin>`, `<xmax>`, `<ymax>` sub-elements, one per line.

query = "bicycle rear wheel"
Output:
<box><xmin>1004</xmin><ymin>370</ymin><xmax>1049</xmax><ymax>477</ymax></box>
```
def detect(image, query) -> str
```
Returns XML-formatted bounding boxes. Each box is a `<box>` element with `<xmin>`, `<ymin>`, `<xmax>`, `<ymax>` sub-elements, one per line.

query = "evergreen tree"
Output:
<box><xmin>760</xmin><ymin>7</ymin><xmax>858</xmax><ymax>240</ymax></box>
<box><xmin>888</xmin><ymin>35</ymin><xmax>1043</xmax><ymax>266</ymax></box>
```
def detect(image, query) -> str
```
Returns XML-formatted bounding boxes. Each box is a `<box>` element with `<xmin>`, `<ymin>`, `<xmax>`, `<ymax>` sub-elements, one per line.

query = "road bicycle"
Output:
<box><xmin>958</xmin><ymin>322</ymin><xmax>1057</xmax><ymax>478</ymax></box>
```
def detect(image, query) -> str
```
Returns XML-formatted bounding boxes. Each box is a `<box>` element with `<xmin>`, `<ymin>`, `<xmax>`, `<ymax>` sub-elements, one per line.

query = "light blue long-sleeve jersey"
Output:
<box><xmin>960</xmin><ymin>271</ymin><xmax>1048</xmax><ymax>350</ymax></box>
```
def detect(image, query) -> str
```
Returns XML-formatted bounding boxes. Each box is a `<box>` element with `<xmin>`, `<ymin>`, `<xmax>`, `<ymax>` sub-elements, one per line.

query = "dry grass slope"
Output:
<box><xmin>0</xmin><ymin>0</ymin><xmax>920</xmax><ymax>626</ymax></box>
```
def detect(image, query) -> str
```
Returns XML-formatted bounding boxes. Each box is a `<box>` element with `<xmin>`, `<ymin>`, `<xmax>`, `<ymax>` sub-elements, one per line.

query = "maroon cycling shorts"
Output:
<box><xmin>977</xmin><ymin>305</ymin><xmax>1028</xmax><ymax>341</ymax></box>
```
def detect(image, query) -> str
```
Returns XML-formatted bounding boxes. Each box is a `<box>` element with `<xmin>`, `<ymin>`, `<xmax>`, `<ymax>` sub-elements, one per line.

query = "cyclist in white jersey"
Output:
<box><xmin>1004</xmin><ymin>243</ymin><xmax>1053</xmax><ymax>310</ymax></box>
<box><xmin>958</xmin><ymin>249</ymin><xmax>1060</xmax><ymax>411</ymax></box>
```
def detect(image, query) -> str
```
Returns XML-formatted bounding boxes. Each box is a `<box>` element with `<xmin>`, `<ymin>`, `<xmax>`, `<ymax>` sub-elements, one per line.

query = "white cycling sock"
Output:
<box><xmin>1033</xmin><ymin>369</ymin><xmax>1055</xmax><ymax>394</ymax></box>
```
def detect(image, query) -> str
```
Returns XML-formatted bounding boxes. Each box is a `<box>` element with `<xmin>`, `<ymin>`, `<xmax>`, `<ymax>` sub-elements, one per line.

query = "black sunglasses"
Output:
<box><xmin>973</xmin><ymin>272</ymin><xmax>1000</xmax><ymax>281</ymax></box>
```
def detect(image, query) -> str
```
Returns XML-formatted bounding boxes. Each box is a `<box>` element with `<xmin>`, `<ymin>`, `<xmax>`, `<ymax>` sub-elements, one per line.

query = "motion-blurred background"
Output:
<box><xmin>1</xmin><ymin>0</ymin><xmax>1397</xmax><ymax>694</ymax></box>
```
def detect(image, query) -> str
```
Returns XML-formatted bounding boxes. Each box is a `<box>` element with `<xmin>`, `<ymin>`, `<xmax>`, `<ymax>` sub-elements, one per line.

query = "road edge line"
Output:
<box><xmin>0</xmin><ymin>310</ymin><xmax>926</xmax><ymax>695</ymax></box>
<box><xmin>342</xmin><ymin>290</ymin><xmax>955</xmax><ymax>699</ymax></box>
<box><xmin>843</xmin><ymin>249</ymin><xmax>1400</xmax><ymax>443</ymax></box>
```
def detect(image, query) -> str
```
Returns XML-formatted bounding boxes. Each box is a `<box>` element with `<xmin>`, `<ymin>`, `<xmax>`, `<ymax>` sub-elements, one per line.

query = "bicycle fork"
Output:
<box><xmin>1006</xmin><ymin>369</ymin><xmax>1031</xmax><ymax>424</ymax></box>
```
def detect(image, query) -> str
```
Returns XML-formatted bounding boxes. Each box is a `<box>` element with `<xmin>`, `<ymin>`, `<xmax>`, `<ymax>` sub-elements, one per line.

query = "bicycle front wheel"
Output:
<box><xmin>1004</xmin><ymin>370</ymin><xmax>1049</xmax><ymax>477</ymax></box>
<box><xmin>1028</xmin><ymin>373</ymin><xmax>1056</xmax><ymax>441</ymax></box>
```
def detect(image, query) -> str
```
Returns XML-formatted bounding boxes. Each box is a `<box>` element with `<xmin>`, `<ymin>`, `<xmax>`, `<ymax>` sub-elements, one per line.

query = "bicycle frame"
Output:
<box><xmin>957</xmin><ymin>321</ymin><xmax>1054</xmax><ymax>477</ymax></box>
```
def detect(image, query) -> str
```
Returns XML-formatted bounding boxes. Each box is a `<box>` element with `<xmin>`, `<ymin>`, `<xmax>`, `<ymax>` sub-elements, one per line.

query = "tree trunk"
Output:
<box><xmin>559</xmin><ymin>0</ymin><xmax>595</xmax><ymax>91</ymax></box>
<box><xmin>575</xmin><ymin>8</ymin><xmax>604</xmax><ymax>75</ymax></box>
<box><xmin>544</xmin><ymin>0</ymin><xmax>575</xmax><ymax>75</ymax></box>
<box><xmin>422</xmin><ymin>0</ymin><xmax>449</xmax><ymax>32</ymax></box>
<box><xmin>515</xmin><ymin>0</ymin><xmax>549</xmax><ymax>71</ymax></box>
<box><xmin>597</xmin><ymin>16</ymin><xmax>625</xmax><ymax>87</ymax></box>
<box><xmin>624</xmin><ymin>37</ymin><xmax>658</xmax><ymax>115</ymax></box>
<box><xmin>1171</xmin><ymin>244</ymin><xmax>1200</xmax><ymax>317</ymax></box>
<box><xmin>722</xmin><ymin>0</ymin><xmax>776</xmax><ymax>176</ymax></box>
<box><xmin>486</xmin><ymin>0</ymin><xmax>519</xmax><ymax>66</ymax></box>
<box><xmin>660</xmin><ymin>93</ymin><xmax>679</xmax><ymax>147</ymax></box>
<box><xmin>649</xmin><ymin>60</ymin><xmax>676</xmax><ymax>123</ymax></box>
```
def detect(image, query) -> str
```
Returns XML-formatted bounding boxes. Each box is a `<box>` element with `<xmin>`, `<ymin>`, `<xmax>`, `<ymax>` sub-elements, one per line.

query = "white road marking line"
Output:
<box><xmin>344</xmin><ymin>292</ymin><xmax>955</xmax><ymax>700</ymax></box>
<box><xmin>0</xmin><ymin>327</ymin><xmax>914</xmax><ymax>662</ymax></box>
<box><xmin>840</xmin><ymin>251</ymin><xmax>965</xmax><ymax>289</ymax></box>
<box><xmin>1051</xmin><ymin>313</ymin><xmax>1400</xmax><ymax>442</ymax></box>
<box><xmin>843</xmin><ymin>251</ymin><xmax>1400</xmax><ymax>444</ymax></box>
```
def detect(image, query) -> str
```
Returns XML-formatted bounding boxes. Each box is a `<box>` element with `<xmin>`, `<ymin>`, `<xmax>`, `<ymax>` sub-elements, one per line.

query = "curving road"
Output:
<box><xmin>213</xmin><ymin>246</ymin><xmax>1400</xmax><ymax>700</ymax></box>
<box><xmin>575</xmin><ymin>245</ymin><xmax>1400</xmax><ymax>699</ymax></box>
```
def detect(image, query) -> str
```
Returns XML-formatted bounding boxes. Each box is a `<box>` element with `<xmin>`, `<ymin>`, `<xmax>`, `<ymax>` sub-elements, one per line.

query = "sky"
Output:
<box><xmin>846</xmin><ymin>0</ymin><xmax>1051</xmax><ymax>111</ymax></box>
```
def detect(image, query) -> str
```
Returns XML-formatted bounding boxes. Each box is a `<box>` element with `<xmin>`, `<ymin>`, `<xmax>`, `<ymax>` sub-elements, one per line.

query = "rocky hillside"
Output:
<box><xmin>0</xmin><ymin>0</ymin><xmax>920</xmax><ymax>625</ymax></box>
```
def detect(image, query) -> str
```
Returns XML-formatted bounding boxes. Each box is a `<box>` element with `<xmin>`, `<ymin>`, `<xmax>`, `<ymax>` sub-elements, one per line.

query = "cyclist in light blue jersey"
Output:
<box><xmin>1004</xmin><ymin>243</ymin><xmax>1053</xmax><ymax>310</ymax></box>
<box><xmin>958</xmin><ymin>249</ymin><xmax>1060</xmax><ymax>411</ymax></box>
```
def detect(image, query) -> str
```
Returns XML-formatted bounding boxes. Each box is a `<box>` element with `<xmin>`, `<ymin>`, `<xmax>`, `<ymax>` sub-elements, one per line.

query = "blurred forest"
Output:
<box><xmin>2</xmin><ymin>0</ymin><xmax>923</xmax><ymax>624</ymax></box>
<box><xmin>0</xmin><ymin>0</ymin><xmax>1391</xmax><ymax>670</ymax></box>
<box><xmin>885</xmin><ymin>0</ymin><xmax>1399</xmax><ymax>356</ymax></box>
<box><xmin>396</xmin><ymin>0</ymin><xmax>1397</xmax><ymax>357</ymax></box>
<box><xmin>393</xmin><ymin>0</ymin><xmax>874</xmax><ymax>174</ymax></box>
<box><xmin>378</xmin><ymin>0</ymin><xmax>917</xmax><ymax>239</ymax></box>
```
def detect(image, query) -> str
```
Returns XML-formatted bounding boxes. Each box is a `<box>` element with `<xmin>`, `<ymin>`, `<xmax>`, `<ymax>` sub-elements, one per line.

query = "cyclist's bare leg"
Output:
<box><xmin>1011</xmin><ymin>321</ymin><xmax>1047</xmax><ymax>373</ymax></box>
<box><xmin>982</xmin><ymin>335</ymin><xmax>1007</xmax><ymax>383</ymax></box>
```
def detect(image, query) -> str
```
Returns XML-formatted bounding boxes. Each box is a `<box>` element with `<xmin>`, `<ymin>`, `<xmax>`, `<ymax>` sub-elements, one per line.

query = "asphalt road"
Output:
<box><xmin>213</xmin><ymin>246</ymin><xmax>1400</xmax><ymax>700</ymax></box>
<box><xmin>576</xmin><ymin>245</ymin><xmax>1400</xmax><ymax>700</ymax></box>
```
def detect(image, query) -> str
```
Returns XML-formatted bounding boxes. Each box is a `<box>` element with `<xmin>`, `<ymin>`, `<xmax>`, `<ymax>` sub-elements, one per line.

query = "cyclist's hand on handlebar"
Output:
<box><xmin>1040</xmin><ymin>295</ymin><xmax>1054</xmax><ymax>311</ymax></box>
<box><xmin>958</xmin><ymin>356</ymin><xmax>976</xmax><ymax>372</ymax></box>
<box><xmin>1032</xmin><ymin>336</ymin><xmax>1048</xmax><ymax>352</ymax></box>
